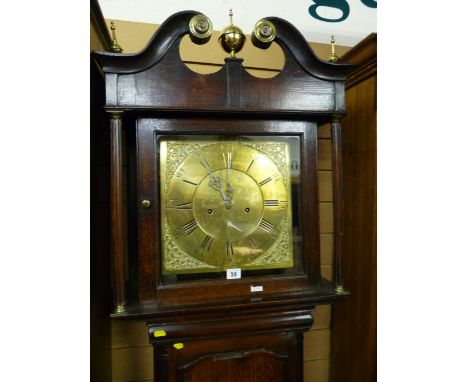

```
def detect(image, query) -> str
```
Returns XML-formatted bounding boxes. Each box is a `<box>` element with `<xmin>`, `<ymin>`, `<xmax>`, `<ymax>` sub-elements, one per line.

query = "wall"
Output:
<box><xmin>97</xmin><ymin>18</ymin><xmax>352</xmax><ymax>382</ymax></box>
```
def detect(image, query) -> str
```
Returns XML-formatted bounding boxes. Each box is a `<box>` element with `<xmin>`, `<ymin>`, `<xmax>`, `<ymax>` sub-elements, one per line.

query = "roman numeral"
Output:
<box><xmin>259</xmin><ymin>219</ymin><xmax>278</xmax><ymax>237</ymax></box>
<box><xmin>183</xmin><ymin>179</ymin><xmax>198</xmax><ymax>186</ymax></box>
<box><xmin>258</xmin><ymin>177</ymin><xmax>272</xmax><ymax>187</ymax></box>
<box><xmin>175</xmin><ymin>219</ymin><xmax>198</xmax><ymax>238</ymax></box>
<box><xmin>223</xmin><ymin>152</ymin><xmax>233</xmax><ymax>169</ymax></box>
<box><xmin>258</xmin><ymin>173</ymin><xmax>281</xmax><ymax>186</ymax></box>
<box><xmin>182</xmin><ymin>219</ymin><xmax>198</xmax><ymax>233</ymax></box>
<box><xmin>248</xmin><ymin>238</ymin><xmax>260</xmax><ymax>248</ymax></box>
<box><xmin>226</xmin><ymin>241</ymin><xmax>234</xmax><ymax>257</ymax></box>
<box><xmin>264</xmin><ymin>199</ymin><xmax>279</xmax><ymax>207</ymax></box>
<box><xmin>199</xmin><ymin>158</ymin><xmax>213</xmax><ymax>174</ymax></box>
<box><xmin>245</xmin><ymin>159</ymin><xmax>255</xmax><ymax>173</ymax></box>
<box><xmin>176</xmin><ymin>202</ymin><xmax>192</xmax><ymax>210</ymax></box>
<box><xmin>201</xmin><ymin>235</ymin><xmax>213</xmax><ymax>251</ymax></box>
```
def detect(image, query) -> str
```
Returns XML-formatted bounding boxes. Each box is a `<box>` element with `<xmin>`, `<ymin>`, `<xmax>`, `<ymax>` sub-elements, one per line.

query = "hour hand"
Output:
<box><xmin>209</xmin><ymin>174</ymin><xmax>229</xmax><ymax>201</ymax></box>
<box><xmin>208</xmin><ymin>174</ymin><xmax>222</xmax><ymax>192</ymax></box>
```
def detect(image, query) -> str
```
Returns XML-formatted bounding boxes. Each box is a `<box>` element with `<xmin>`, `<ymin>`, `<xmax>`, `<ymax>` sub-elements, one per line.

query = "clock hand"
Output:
<box><xmin>224</xmin><ymin>181</ymin><xmax>234</xmax><ymax>208</ymax></box>
<box><xmin>221</xmin><ymin>172</ymin><xmax>234</xmax><ymax>208</ymax></box>
<box><xmin>209</xmin><ymin>174</ymin><xmax>230</xmax><ymax>202</ymax></box>
<box><xmin>205</xmin><ymin>165</ymin><xmax>233</xmax><ymax>207</ymax></box>
<box><xmin>225</xmin><ymin>181</ymin><xmax>234</xmax><ymax>195</ymax></box>
<box><xmin>226</xmin><ymin>221</ymin><xmax>242</xmax><ymax>232</ymax></box>
<box><xmin>226</xmin><ymin>155</ymin><xmax>234</xmax><ymax>198</ymax></box>
<box><xmin>201</xmin><ymin>158</ymin><xmax>225</xmax><ymax>199</ymax></box>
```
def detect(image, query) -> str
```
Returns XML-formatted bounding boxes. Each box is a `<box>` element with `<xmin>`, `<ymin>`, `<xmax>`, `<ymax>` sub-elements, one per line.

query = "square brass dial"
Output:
<box><xmin>160</xmin><ymin>138</ymin><xmax>294</xmax><ymax>274</ymax></box>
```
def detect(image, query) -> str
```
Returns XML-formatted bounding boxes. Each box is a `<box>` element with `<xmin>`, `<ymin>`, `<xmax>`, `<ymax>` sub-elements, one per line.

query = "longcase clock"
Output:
<box><xmin>92</xmin><ymin>10</ymin><xmax>356</xmax><ymax>382</ymax></box>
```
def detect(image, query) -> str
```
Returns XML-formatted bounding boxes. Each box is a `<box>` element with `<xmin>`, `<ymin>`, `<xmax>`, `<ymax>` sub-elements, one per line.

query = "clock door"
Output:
<box><xmin>136</xmin><ymin>117</ymin><xmax>321</xmax><ymax>304</ymax></box>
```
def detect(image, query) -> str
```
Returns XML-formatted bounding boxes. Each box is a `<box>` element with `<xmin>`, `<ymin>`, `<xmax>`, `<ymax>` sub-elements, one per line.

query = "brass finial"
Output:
<box><xmin>219</xmin><ymin>9</ymin><xmax>245</xmax><ymax>58</ymax></box>
<box><xmin>328</xmin><ymin>35</ymin><xmax>339</xmax><ymax>62</ymax></box>
<box><xmin>110</xmin><ymin>21</ymin><xmax>123</xmax><ymax>53</ymax></box>
<box><xmin>188</xmin><ymin>14</ymin><xmax>213</xmax><ymax>44</ymax></box>
<box><xmin>252</xmin><ymin>19</ymin><xmax>276</xmax><ymax>49</ymax></box>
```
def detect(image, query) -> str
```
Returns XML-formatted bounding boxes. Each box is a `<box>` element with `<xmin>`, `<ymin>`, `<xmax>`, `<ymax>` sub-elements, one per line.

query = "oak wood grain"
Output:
<box><xmin>330</xmin><ymin>36</ymin><xmax>377</xmax><ymax>382</ymax></box>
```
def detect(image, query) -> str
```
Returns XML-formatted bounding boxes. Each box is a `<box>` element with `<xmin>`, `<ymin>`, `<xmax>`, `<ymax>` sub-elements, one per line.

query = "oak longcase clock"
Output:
<box><xmin>92</xmin><ymin>9</ymin><xmax>356</xmax><ymax>382</ymax></box>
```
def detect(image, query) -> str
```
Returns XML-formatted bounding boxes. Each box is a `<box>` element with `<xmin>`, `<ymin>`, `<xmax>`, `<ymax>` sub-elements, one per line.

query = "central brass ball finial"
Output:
<box><xmin>218</xmin><ymin>9</ymin><xmax>245</xmax><ymax>57</ymax></box>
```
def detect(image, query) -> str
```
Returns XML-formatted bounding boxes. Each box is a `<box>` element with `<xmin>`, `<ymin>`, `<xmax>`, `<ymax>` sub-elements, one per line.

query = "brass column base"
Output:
<box><xmin>114</xmin><ymin>304</ymin><xmax>126</xmax><ymax>313</ymax></box>
<box><xmin>335</xmin><ymin>285</ymin><xmax>345</xmax><ymax>295</ymax></box>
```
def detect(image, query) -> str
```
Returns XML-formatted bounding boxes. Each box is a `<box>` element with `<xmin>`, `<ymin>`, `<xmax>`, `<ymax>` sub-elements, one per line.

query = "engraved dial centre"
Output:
<box><xmin>192</xmin><ymin>169</ymin><xmax>263</xmax><ymax>240</ymax></box>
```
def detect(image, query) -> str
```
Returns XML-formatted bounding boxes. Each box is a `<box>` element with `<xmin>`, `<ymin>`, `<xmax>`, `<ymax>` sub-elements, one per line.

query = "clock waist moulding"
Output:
<box><xmin>93</xmin><ymin>10</ymin><xmax>356</xmax><ymax>382</ymax></box>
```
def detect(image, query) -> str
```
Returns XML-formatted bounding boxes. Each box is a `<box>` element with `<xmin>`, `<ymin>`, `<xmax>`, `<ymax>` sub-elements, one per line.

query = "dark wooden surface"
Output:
<box><xmin>330</xmin><ymin>33</ymin><xmax>377</xmax><ymax>382</ymax></box>
<box><xmin>149</xmin><ymin>309</ymin><xmax>312</xmax><ymax>382</ymax></box>
<box><xmin>111</xmin><ymin>280</ymin><xmax>347</xmax><ymax>321</ymax></box>
<box><xmin>341</xmin><ymin>33</ymin><xmax>377</xmax><ymax>89</ymax></box>
<box><xmin>177</xmin><ymin>348</ymin><xmax>287</xmax><ymax>382</ymax></box>
<box><xmin>93</xmin><ymin>11</ymin><xmax>356</xmax><ymax>117</ymax></box>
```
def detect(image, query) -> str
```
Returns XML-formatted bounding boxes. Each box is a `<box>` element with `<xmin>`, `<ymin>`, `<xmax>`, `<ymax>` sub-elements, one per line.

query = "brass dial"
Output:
<box><xmin>160</xmin><ymin>140</ymin><xmax>293</xmax><ymax>274</ymax></box>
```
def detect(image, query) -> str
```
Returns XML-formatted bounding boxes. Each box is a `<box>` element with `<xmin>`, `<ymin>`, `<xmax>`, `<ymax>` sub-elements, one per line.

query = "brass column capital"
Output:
<box><xmin>107</xmin><ymin>110</ymin><xmax>124</xmax><ymax>119</ymax></box>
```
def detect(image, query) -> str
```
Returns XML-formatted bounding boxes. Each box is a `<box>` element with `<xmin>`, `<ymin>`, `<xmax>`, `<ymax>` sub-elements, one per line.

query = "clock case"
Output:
<box><xmin>92</xmin><ymin>10</ymin><xmax>357</xmax><ymax>317</ymax></box>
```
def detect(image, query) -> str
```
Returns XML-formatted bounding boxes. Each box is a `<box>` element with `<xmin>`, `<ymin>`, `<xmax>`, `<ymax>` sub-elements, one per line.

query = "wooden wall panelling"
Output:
<box><xmin>320</xmin><ymin>234</ymin><xmax>333</xmax><ymax>266</ymax></box>
<box><xmin>330</xmin><ymin>33</ymin><xmax>377</xmax><ymax>382</ymax></box>
<box><xmin>304</xmin><ymin>329</ymin><xmax>331</xmax><ymax>361</ymax></box>
<box><xmin>304</xmin><ymin>358</ymin><xmax>330</xmax><ymax>382</ymax></box>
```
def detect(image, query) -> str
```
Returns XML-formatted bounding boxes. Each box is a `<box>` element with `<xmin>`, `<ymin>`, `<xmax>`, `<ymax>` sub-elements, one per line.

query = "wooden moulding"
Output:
<box><xmin>331</xmin><ymin>120</ymin><xmax>345</xmax><ymax>292</ymax></box>
<box><xmin>92</xmin><ymin>10</ymin><xmax>357</xmax><ymax>116</ymax></box>
<box><xmin>109</xmin><ymin>111</ymin><xmax>126</xmax><ymax>312</ymax></box>
<box><xmin>147</xmin><ymin>309</ymin><xmax>313</xmax><ymax>343</ymax></box>
<box><xmin>341</xmin><ymin>33</ymin><xmax>377</xmax><ymax>89</ymax></box>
